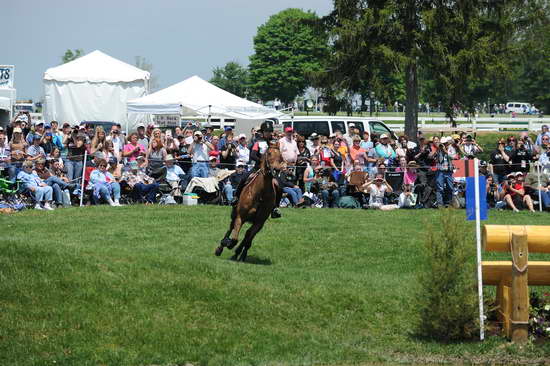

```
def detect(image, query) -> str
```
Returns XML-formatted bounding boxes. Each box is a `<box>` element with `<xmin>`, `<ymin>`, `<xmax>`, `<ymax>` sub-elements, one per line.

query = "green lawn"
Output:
<box><xmin>1</xmin><ymin>206</ymin><xmax>549</xmax><ymax>366</ymax></box>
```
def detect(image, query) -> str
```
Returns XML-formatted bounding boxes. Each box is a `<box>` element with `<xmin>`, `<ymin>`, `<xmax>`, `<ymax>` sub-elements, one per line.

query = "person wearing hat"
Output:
<box><xmin>434</xmin><ymin>136</ymin><xmax>455</xmax><ymax>208</ymax></box>
<box><xmin>279</xmin><ymin>126</ymin><xmax>299</xmax><ymax>165</ymax></box>
<box><xmin>136</xmin><ymin>123</ymin><xmax>149</xmax><ymax>148</ymax></box>
<box><xmin>41</xmin><ymin>131</ymin><xmax>56</xmax><ymax>156</ymax></box>
<box><xmin>188</xmin><ymin>130</ymin><xmax>215</xmax><ymax>178</ymax></box>
<box><xmin>25</xmin><ymin>121</ymin><xmax>44</xmax><ymax>145</ymax></box>
<box><xmin>489</xmin><ymin>140</ymin><xmax>511</xmax><ymax>183</ymax></box>
<box><xmin>26</xmin><ymin>134</ymin><xmax>46</xmax><ymax>161</ymax></box>
<box><xmin>502</xmin><ymin>171</ymin><xmax>535</xmax><ymax>212</ymax></box>
<box><xmin>17</xmin><ymin>160</ymin><xmax>55</xmax><ymax>210</ymax></box>
<box><xmin>236</xmin><ymin>134</ymin><xmax>250</xmax><ymax>164</ymax></box>
<box><xmin>121</xmin><ymin>159</ymin><xmax>159</xmax><ymax>204</ymax></box>
<box><xmin>307</xmin><ymin>133</ymin><xmax>322</xmax><ymax>156</ymax></box>
<box><xmin>374</xmin><ymin>134</ymin><xmax>397</xmax><ymax>164</ymax></box>
<box><xmin>233</xmin><ymin>120</ymin><xmax>283</xmax><ymax>218</ymax></box>
<box><xmin>535</xmin><ymin>124</ymin><xmax>550</xmax><ymax>146</ymax></box>
<box><xmin>403</xmin><ymin>160</ymin><xmax>419</xmax><ymax>185</ymax></box>
<box><xmin>34</xmin><ymin>159</ymin><xmax>73</xmax><ymax>207</ymax></box>
<box><xmin>201</xmin><ymin>123</ymin><xmax>214</xmax><ymax>143</ymax></box>
<box><xmin>461</xmin><ymin>135</ymin><xmax>483</xmax><ymax>158</ymax></box>
<box><xmin>218</xmin><ymin>126</ymin><xmax>234</xmax><ymax>150</ymax></box>
<box><xmin>510</xmin><ymin>138</ymin><xmax>533</xmax><ymax>175</ymax></box>
<box><xmin>220</xmin><ymin>132</ymin><xmax>238</xmax><ymax>170</ymax></box>
<box><xmin>164</xmin><ymin>154</ymin><xmax>188</xmax><ymax>198</ymax></box>
<box><xmin>222</xmin><ymin>160</ymin><xmax>248</xmax><ymax>204</ymax></box>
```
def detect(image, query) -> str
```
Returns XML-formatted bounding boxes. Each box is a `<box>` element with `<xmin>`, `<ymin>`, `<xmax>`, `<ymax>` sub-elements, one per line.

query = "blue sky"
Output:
<box><xmin>4</xmin><ymin>0</ymin><xmax>333</xmax><ymax>101</ymax></box>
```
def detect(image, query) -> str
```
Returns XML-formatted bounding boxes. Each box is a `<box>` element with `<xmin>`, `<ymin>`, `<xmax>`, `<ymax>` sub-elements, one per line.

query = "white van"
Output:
<box><xmin>274</xmin><ymin>116</ymin><xmax>398</xmax><ymax>140</ymax></box>
<box><xmin>505</xmin><ymin>102</ymin><xmax>532</xmax><ymax>114</ymax></box>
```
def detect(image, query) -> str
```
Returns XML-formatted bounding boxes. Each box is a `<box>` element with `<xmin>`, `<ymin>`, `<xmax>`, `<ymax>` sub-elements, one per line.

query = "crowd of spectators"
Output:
<box><xmin>1</xmin><ymin>111</ymin><xmax>550</xmax><ymax>213</ymax></box>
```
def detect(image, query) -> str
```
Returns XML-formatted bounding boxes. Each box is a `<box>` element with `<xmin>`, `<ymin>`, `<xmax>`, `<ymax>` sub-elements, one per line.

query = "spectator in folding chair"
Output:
<box><xmin>89</xmin><ymin>158</ymin><xmax>122</xmax><ymax>206</ymax></box>
<box><xmin>279</xmin><ymin>165</ymin><xmax>305</xmax><ymax>207</ymax></box>
<box><xmin>398</xmin><ymin>183</ymin><xmax>417</xmax><ymax>209</ymax></box>
<box><xmin>17</xmin><ymin>160</ymin><xmax>55</xmax><ymax>210</ymax></box>
<box><xmin>165</xmin><ymin>154</ymin><xmax>188</xmax><ymax>199</ymax></box>
<box><xmin>0</xmin><ymin>128</ymin><xmax>16</xmax><ymax>181</ymax></box>
<box><xmin>362</xmin><ymin>173</ymin><xmax>396</xmax><ymax>210</ymax></box>
<box><xmin>34</xmin><ymin>159</ymin><xmax>73</xmax><ymax>207</ymax></box>
<box><xmin>121</xmin><ymin>160</ymin><xmax>159</xmax><ymax>204</ymax></box>
<box><xmin>224</xmin><ymin>160</ymin><xmax>248</xmax><ymax>204</ymax></box>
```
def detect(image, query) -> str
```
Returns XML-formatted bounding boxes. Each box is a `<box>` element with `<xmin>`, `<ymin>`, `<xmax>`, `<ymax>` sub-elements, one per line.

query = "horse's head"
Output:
<box><xmin>262</xmin><ymin>146</ymin><xmax>284</xmax><ymax>176</ymax></box>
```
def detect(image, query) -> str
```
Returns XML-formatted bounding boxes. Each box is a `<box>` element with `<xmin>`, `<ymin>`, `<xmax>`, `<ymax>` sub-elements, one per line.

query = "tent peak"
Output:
<box><xmin>44</xmin><ymin>50</ymin><xmax>150</xmax><ymax>83</ymax></box>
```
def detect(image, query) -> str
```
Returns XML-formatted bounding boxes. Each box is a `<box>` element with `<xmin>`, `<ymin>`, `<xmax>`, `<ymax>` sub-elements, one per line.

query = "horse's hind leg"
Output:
<box><xmin>237</xmin><ymin>221</ymin><xmax>265</xmax><ymax>262</ymax></box>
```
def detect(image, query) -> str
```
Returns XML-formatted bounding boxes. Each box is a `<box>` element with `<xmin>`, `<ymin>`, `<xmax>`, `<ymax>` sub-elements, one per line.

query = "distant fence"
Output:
<box><xmin>383</xmin><ymin>117</ymin><xmax>550</xmax><ymax>133</ymax></box>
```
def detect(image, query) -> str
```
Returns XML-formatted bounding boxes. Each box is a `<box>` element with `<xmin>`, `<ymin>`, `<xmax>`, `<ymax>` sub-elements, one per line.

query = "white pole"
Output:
<box><xmin>79</xmin><ymin>150</ymin><xmax>88</xmax><ymax>207</ymax></box>
<box><xmin>538</xmin><ymin>162</ymin><xmax>543</xmax><ymax>212</ymax></box>
<box><xmin>474</xmin><ymin>158</ymin><xmax>485</xmax><ymax>340</ymax></box>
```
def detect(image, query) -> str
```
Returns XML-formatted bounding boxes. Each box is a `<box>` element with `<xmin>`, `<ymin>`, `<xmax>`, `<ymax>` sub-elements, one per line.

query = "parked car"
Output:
<box><xmin>505</xmin><ymin>102</ymin><xmax>537</xmax><ymax>114</ymax></box>
<box><xmin>275</xmin><ymin>116</ymin><xmax>398</xmax><ymax>140</ymax></box>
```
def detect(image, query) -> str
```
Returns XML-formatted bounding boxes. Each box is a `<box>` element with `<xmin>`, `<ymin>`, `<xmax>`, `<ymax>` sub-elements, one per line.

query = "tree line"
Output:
<box><xmin>210</xmin><ymin>1</ymin><xmax>550</xmax><ymax>139</ymax></box>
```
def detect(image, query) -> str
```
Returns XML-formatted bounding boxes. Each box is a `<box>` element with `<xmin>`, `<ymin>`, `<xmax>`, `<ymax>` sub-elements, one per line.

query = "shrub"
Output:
<box><xmin>415</xmin><ymin>209</ymin><xmax>478</xmax><ymax>341</ymax></box>
<box><xmin>529</xmin><ymin>291</ymin><xmax>550</xmax><ymax>338</ymax></box>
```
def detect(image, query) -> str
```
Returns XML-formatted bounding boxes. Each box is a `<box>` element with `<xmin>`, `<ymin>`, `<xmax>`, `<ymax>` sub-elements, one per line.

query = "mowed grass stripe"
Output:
<box><xmin>1</xmin><ymin>206</ymin><xmax>549</xmax><ymax>365</ymax></box>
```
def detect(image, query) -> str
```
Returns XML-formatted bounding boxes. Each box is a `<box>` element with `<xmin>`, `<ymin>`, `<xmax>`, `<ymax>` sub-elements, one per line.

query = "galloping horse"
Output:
<box><xmin>215</xmin><ymin>146</ymin><xmax>284</xmax><ymax>261</ymax></box>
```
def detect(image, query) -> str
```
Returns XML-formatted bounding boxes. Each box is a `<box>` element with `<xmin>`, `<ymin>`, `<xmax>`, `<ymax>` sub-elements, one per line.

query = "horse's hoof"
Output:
<box><xmin>221</xmin><ymin>237</ymin><xmax>233</xmax><ymax>248</ymax></box>
<box><xmin>230</xmin><ymin>255</ymin><xmax>238</xmax><ymax>261</ymax></box>
<box><xmin>215</xmin><ymin>246</ymin><xmax>224</xmax><ymax>256</ymax></box>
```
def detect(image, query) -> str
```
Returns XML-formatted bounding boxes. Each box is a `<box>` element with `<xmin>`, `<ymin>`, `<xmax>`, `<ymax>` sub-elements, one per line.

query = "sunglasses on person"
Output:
<box><xmin>98</xmin><ymin>164</ymin><xmax>107</xmax><ymax>168</ymax></box>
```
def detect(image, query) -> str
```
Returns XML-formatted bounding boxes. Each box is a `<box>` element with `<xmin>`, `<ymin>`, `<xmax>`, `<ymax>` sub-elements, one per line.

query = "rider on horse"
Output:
<box><xmin>231</xmin><ymin>120</ymin><xmax>283</xmax><ymax>218</ymax></box>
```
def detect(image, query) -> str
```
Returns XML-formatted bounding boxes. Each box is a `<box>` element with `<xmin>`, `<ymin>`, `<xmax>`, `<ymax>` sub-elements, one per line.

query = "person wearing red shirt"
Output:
<box><xmin>503</xmin><ymin>172</ymin><xmax>535</xmax><ymax>212</ymax></box>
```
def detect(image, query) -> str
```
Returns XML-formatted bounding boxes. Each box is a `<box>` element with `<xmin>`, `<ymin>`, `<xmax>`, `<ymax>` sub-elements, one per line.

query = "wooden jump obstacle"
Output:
<box><xmin>481</xmin><ymin>225</ymin><xmax>550</xmax><ymax>343</ymax></box>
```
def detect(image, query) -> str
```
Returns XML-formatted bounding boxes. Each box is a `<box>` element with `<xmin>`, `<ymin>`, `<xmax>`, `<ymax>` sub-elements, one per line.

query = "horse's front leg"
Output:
<box><xmin>215</xmin><ymin>228</ymin><xmax>233</xmax><ymax>256</ymax></box>
<box><xmin>216</xmin><ymin>214</ymin><xmax>242</xmax><ymax>256</ymax></box>
<box><xmin>237</xmin><ymin>221</ymin><xmax>265</xmax><ymax>262</ymax></box>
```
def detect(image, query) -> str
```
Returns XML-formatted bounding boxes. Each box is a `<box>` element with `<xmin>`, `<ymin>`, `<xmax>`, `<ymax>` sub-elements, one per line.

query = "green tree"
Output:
<box><xmin>209</xmin><ymin>61</ymin><xmax>250</xmax><ymax>98</ymax></box>
<box><xmin>135</xmin><ymin>56</ymin><xmax>160</xmax><ymax>91</ymax></box>
<box><xmin>62</xmin><ymin>49</ymin><xmax>84</xmax><ymax>64</ymax></box>
<box><xmin>249</xmin><ymin>8</ymin><xmax>329</xmax><ymax>104</ymax></box>
<box><xmin>320</xmin><ymin>1</ymin><xmax>531</xmax><ymax>138</ymax></box>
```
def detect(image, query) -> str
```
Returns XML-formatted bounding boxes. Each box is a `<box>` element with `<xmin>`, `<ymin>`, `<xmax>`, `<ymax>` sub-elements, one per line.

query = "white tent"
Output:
<box><xmin>127</xmin><ymin>75</ymin><xmax>284</xmax><ymax>121</ymax></box>
<box><xmin>43</xmin><ymin>50</ymin><xmax>150</xmax><ymax>129</ymax></box>
<box><xmin>0</xmin><ymin>97</ymin><xmax>10</xmax><ymax>111</ymax></box>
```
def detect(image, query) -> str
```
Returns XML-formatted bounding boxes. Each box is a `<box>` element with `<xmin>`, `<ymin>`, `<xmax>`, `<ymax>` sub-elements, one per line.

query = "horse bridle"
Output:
<box><xmin>262</xmin><ymin>147</ymin><xmax>281</xmax><ymax>177</ymax></box>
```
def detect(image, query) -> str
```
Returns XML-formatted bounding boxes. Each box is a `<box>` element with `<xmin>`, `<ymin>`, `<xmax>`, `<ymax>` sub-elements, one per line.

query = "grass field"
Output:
<box><xmin>1</xmin><ymin>206</ymin><xmax>550</xmax><ymax>366</ymax></box>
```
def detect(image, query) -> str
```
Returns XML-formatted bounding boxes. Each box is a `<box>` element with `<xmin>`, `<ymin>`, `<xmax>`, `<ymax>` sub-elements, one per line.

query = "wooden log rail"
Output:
<box><xmin>481</xmin><ymin>225</ymin><xmax>550</xmax><ymax>343</ymax></box>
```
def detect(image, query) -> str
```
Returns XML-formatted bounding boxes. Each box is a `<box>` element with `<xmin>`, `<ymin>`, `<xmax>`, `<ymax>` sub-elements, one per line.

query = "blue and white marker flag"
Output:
<box><xmin>466</xmin><ymin>176</ymin><xmax>488</xmax><ymax>221</ymax></box>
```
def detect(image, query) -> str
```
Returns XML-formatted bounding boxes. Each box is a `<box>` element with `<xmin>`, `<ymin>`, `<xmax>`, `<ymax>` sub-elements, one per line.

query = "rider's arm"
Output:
<box><xmin>250</xmin><ymin>142</ymin><xmax>261</xmax><ymax>163</ymax></box>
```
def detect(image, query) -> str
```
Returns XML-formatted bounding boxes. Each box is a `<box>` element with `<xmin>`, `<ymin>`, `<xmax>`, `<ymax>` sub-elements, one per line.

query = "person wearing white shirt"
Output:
<box><xmin>188</xmin><ymin>131</ymin><xmax>214</xmax><ymax>178</ymax></box>
<box><xmin>236</xmin><ymin>134</ymin><xmax>250</xmax><ymax>164</ymax></box>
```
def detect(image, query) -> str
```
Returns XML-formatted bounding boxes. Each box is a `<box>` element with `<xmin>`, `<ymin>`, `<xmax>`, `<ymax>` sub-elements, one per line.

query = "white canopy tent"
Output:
<box><xmin>127</xmin><ymin>75</ymin><xmax>285</xmax><ymax>134</ymax></box>
<box><xmin>0</xmin><ymin>96</ymin><xmax>10</xmax><ymax>111</ymax></box>
<box><xmin>43</xmin><ymin>50</ymin><xmax>150</xmax><ymax>129</ymax></box>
